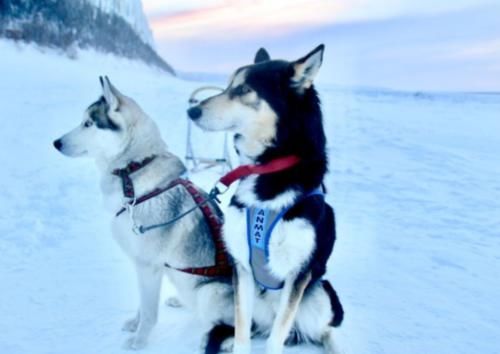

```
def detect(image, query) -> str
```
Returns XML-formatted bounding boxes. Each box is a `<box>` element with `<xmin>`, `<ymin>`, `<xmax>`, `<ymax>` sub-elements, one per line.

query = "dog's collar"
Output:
<box><xmin>215</xmin><ymin>155</ymin><xmax>301</xmax><ymax>193</ymax></box>
<box><xmin>112</xmin><ymin>155</ymin><xmax>157</xmax><ymax>198</ymax></box>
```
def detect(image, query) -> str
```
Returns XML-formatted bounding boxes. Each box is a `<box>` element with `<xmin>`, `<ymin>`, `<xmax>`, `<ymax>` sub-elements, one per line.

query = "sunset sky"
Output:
<box><xmin>142</xmin><ymin>0</ymin><xmax>500</xmax><ymax>91</ymax></box>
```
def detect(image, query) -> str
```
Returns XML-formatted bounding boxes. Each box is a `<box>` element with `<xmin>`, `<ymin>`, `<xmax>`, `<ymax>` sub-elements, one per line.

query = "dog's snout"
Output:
<box><xmin>53</xmin><ymin>139</ymin><xmax>63</xmax><ymax>151</ymax></box>
<box><xmin>187</xmin><ymin>106</ymin><xmax>202</xmax><ymax>120</ymax></box>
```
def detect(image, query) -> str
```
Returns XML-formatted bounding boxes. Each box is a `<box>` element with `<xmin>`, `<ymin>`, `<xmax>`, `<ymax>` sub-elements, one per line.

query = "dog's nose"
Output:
<box><xmin>187</xmin><ymin>106</ymin><xmax>202</xmax><ymax>120</ymax></box>
<box><xmin>53</xmin><ymin>139</ymin><xmax>63</xmax><ymax>151</ymax></box>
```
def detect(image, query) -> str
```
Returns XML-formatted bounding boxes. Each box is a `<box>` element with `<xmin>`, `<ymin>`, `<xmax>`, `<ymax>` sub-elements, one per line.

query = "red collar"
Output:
<box><xmin>218</xmin><ymin>155</ymin><xmax>300</xmax><ymax>191</ymax></box>
<box><xmin>112</xmin><ymin>155</ymin><xmax>156</xmax><ymax>198</ymax></box>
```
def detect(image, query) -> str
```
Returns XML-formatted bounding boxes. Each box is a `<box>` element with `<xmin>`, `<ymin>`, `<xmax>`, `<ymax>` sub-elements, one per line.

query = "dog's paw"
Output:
<box><xmin>265</xmin><ymin>340</ymin><xmax>284</xmax><ymax>354</ymax></box>
<box><xmin>233</xmin><ymin>343</ymin><xmax>251</xmax><ymax>354</ymax></box>
<box><xmin>165</xmin><ymin>296</ymin><xmax>182</xmax><ymax>308</ymax></box>
<box><xmin>220</xmin><ymin>337</ymin><xmax>234</xmax><ymax>352</ymax></box>
<box><xmin>123</xmin><ymin>335</ymin><xmax>147</xmax><ymax>351</ymax></box>
<box><xmin>122</xmin><ymin>317</ymin><xmax>140</xmax><ymax>333</ymax></box>
<box><xmin>199</xmin><ymin>336</ymin><xmax>233</xmax><ymax>353</ymax></box>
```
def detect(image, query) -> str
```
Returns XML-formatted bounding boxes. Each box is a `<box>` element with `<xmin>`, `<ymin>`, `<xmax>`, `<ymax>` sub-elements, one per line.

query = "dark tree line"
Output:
<box><xmin>0</xmin><ymin>0</ymin><xmax>175</xmax><ymax>74</ymax></box>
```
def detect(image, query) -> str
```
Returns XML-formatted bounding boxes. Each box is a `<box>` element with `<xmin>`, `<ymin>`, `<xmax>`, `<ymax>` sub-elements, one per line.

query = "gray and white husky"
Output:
<box><xmin>53</xmin><ymin>77</ymin><xmax>236</xmax><ymax>351</ymax></box>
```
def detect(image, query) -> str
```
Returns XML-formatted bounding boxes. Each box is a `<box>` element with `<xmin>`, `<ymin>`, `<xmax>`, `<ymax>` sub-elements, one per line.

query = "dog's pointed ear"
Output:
<box><xmin>290</xmin><ymin>44</ymin><xmax>324</xmax><ymax>92</ymax></box>
<box><xmin>101</xmin><ymin>76</ymin><xmax>121</xmax><ymax>111</ymax></box>
<box><xmin>254</xmin><ymin>47</ymin><xmax>271</xmax><ymax>63</ymax></box>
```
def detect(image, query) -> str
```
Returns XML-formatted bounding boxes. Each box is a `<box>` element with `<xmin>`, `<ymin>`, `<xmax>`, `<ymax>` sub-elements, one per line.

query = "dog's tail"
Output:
<box><xmin>205</xmin><ymin>323</ymin><xmax>235</xmax><ymax>354</ymax></box>
<box><xmin>321</xmin><ymin>280</ymin><xmax>344</xmax><ymax>327</ymax></box>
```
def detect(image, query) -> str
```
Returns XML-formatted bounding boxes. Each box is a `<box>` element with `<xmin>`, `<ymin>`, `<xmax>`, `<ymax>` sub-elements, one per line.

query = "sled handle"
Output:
<box><xmin>188</xmin><ymin>86</ymin><xmax>225</xmax><ymax>106</ymax></box>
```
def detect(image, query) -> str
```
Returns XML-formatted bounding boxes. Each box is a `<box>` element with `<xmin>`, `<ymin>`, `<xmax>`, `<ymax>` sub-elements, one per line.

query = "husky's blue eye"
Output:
<box><xmin>84</xmin><ymin>120</ymin><xmax>93</xmax><ymax>128</ymax></box>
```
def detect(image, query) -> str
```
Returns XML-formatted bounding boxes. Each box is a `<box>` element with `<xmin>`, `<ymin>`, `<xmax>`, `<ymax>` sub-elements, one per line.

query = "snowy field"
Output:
<box><xmin>1</xmin><ymin>40</ymin><xmax>500</xmax><ymax>354</ymax></box>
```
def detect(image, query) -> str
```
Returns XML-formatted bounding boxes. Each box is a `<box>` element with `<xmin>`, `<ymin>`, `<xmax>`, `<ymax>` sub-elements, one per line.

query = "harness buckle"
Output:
<box><xmin>209</xmin><ymin>182</ymin><xmax>228</xmax><ymax>203</ymax></box>
<box><xmin>132</xmin><ymin>225</ymin><xmax>143</xmax><ymax>235</ymax></box>
<box><xmin>213</xmin><ymin>181</ymin><xmax>229</xmax><ymax>195</ymax></box>
<box><xmin>126</xmin><ymin>197</ymin><xmax>143</xmax><ymax>235</ymax></box>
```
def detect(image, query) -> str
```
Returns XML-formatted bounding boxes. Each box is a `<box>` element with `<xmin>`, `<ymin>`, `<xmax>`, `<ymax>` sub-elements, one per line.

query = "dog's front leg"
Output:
<box><xmin>266</xmin><ymin>271</ymin><xmax>312</xmax><ymax>354</ymax></box>
<box><xmin>233</xmin><ymin>263</ymin><xmax>255</xmax><ymax>354</ymax></box>
<box><xmin>124</xmin><ymin>263</ymin><xmax>163</xmax><ymax>350</ymax></box>
<box><xmin>122</xmin><ymin>310</ymin><xmax>140</xmax><ymax>332</ymax></box>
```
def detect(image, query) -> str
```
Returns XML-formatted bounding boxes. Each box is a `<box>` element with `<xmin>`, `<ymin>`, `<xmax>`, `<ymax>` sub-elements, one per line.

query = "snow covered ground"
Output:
<box><xmin>1</xmin><ymin>40</ymin><xmax>499</xmax><ymax>354</ymax></box>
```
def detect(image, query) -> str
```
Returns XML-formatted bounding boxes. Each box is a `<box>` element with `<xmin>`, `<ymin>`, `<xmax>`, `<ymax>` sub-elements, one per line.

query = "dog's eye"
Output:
<box><xmin>83</xmin><ymin>120</ymin><xmax>93</xmax><ymax>128</ymax></box>
<box><xmin>234</xmin><ymin>84</ymin><xmax>252</xmax><ymax>96</ymax></box>
<box><xmin>241</xmin><ymin>84</ymin><xmax>252</xmax><ymax>94</ymax></box>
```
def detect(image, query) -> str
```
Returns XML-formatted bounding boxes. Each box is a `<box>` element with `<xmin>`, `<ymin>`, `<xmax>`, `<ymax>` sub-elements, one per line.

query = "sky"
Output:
<box><xmin>142</xmin><ymin>0</ymin><xmax>500</xmax><ymax>92</ymax></box>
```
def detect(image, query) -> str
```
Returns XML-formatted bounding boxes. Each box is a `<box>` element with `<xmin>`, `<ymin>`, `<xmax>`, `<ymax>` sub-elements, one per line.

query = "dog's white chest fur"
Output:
<box><xmin>224</xmin><ymin>181</ymin><xmax>316</xmax><ymax>280</ymax></box>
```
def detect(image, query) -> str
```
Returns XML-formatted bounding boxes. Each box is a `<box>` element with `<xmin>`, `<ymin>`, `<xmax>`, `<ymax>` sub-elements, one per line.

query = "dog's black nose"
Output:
<box><xmin>187</xmin><ymin>106</ymin><xmax>202</xmax><ymax>120</ymax></box>
<box><xmin>53</xmin><ymin>139</ymin><xmax>62</xmax><ymax>151</ymax></box>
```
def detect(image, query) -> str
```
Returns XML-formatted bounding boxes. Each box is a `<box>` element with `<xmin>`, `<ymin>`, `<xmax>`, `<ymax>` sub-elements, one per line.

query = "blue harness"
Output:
<box><xmin>246</xmin><ymin>187</ymin><xmax>324</xmax><ymax>290</ymax></box>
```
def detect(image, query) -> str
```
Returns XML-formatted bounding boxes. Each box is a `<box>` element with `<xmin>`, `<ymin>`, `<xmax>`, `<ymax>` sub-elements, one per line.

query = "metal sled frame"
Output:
<box><xmin>186</xmin><ymin>86</ymin><xmax>232</xmax><ymax>172</ymax></box>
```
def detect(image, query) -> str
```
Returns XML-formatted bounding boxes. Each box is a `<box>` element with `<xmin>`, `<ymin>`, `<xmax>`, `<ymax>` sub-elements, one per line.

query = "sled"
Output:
<box><xmin>186</xmin><ymin>86</ymin><xmax>233</xmax><ymax>173</ymax></box>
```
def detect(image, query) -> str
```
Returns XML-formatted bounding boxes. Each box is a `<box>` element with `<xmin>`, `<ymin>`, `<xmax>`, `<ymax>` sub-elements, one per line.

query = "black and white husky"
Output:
<box><xmin>188</xmin><ymin>45</ymin><xmax>344</xmax><ymax>354</ymax></box>
<box><xmin>53</xmin><ymin>77</ymin><xmax>237</xmax><ymax>351</ymax></box>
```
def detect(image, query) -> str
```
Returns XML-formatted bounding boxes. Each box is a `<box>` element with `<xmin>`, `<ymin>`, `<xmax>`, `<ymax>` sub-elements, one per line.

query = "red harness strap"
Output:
<box><xmin>116</xmin><ymin>178</ymin><xmax>232</xmax><ymax>277</ymax></box>
<box><xmin>112</xmin><ymin>155</ymin><xmax>156</xmax><ymax>198</ymax></box>
<box><xmin>219</xmin><ymin>155</ymin><xmax>301</xmax><ymax>188</ymax></box>
<box><xmin>170</xmin><ymin>179</ymin><xmax>232</xmax><ymax>277</ymax></box>
<box><xmin>115</xmin><ymin>180</ymin><xmax>179</xmax><ymax>217</ymax></box>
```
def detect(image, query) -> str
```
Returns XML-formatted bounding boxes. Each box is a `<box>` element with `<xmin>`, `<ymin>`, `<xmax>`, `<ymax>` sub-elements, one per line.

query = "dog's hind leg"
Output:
<box><xmin>290</xmin><ymin>279</ymin><xmax>344</xmax><ymax>353</ymax></box>
<box><xmin>203</xmin><ymin>324</ymin><xmax>235</xmax><ymax>354</ymax></box>
<box><xmin>195</xmin><ymin>281</ymin><xmax>234</xmax><ymax>354</ymax></box>
<box><xmin>124</xmin><ymin>263</ymin><xmax>163</xmax><ymax>350</ymax></box>
<box><xmin>320</xmin><ymin>280</ymin><xmax>344</xmax><ymax>354</ymax></box>
<box><xmin>233</xmin><ymin>264</ymin><xmax>255</xmax><ymax>354</ymax></box>
<box><xmin>321</xmin><ymin>328</ymin><xmax>342</xmax><ymax>354</ymax></box>
<box><xmin>266</xmin><ymin>271</ymin><xmax>312</xmax><ymax>354</ymax></box>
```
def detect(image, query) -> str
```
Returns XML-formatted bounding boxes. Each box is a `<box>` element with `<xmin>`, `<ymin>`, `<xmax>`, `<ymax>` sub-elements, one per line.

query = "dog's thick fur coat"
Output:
<box><xmin>189</xmin><ymin>46</ymin><xmax>343</xmax><ymax>354</ymax></box>
<box><xmin>55</xmin><ymin>73</ymin><xmax>342</xmax><ymax>354</ymax></box>
<box><xmin>54</xmin><ymin>78</ymin><xmax>237</xmax><ymax>351</ymax></box>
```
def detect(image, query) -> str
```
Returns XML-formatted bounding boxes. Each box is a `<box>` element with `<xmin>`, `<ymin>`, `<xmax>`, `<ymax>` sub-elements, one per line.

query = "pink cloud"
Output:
<box><xmin>149</xmin><ymin>0</ymin><xmax>348</xmax><ymax>40</ymax></box>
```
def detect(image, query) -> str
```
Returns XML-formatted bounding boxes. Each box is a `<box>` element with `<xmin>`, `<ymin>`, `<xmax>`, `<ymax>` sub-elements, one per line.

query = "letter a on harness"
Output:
<box><xmin>247</xmin><ymin>207</ymin><xmax>285</xmax><ymax>290</ymax></box>
<box><xmin>246</xmin><ymin>187</ymin><xmax>325</xmax><ymax>290</ymax></box>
